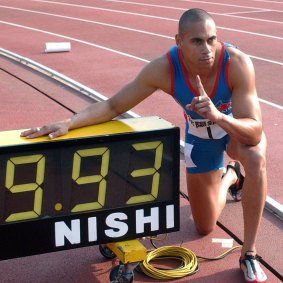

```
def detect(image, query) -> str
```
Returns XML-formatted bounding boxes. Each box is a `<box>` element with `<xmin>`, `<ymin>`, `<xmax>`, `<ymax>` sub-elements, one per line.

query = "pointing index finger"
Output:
<box><xmin>196</xmin><ymin>75</ymin><xmax>208</xmax><ymax>97</ymax></box>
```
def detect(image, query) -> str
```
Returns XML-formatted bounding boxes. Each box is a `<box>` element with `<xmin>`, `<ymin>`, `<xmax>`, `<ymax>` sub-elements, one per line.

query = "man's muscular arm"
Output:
<box><xmin>217</xmin><ymin>48</ymin><xmax>262</xmax><ymax>145</ymax></box>
<box><xmin>21</xmin><ymin>55</ymin><xmax>171</xmax><ymax>139</ymax></box>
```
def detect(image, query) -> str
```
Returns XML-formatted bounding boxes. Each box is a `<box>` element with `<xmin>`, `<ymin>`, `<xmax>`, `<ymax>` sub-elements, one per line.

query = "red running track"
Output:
<box><xmin>0</xmin><ymin>0</ymin><xmax>282</xmax><ymax>282</ymax></box>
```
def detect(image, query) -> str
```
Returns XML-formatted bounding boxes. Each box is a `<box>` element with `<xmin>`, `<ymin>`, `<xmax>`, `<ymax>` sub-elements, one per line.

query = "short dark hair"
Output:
<box><xmin>178</xmin><ymin>8</ymin><xmax>214</xmax><ymax>34</ymax></box>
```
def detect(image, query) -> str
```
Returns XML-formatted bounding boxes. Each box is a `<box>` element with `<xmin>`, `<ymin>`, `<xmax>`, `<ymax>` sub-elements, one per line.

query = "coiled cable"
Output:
<box><xmin>139</xmin><ymin>244</ymin><xmax>242</xmax><ymax>280</ymax></box>
<box><xmin>140</xmin><ymin>246</ymin><xmax>198</xmax><ymax>279</ymax></box>
<box><xmin>137</xmin><ymin>190</ymin><xmax>243</xmax><ymax>280</ymax></box>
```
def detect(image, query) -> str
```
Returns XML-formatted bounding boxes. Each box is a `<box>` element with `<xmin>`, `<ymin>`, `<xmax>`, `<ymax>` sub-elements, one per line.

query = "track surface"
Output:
<box><xmin>0</xmin><ymin>1</ymin><xmax>282</xmax><ymax>282</ymax></box>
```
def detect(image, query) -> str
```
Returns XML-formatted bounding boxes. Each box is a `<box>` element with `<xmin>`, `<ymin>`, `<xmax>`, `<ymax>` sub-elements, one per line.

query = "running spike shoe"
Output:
<box><xmin>226</xmin><ymin>161</ymin><xmax>244</xmax><ymax>201</ymax></box>
<box><xmin>240</xmin><ymin>252</ymin><xmax>267</xmax><ymax>283</ymax></box>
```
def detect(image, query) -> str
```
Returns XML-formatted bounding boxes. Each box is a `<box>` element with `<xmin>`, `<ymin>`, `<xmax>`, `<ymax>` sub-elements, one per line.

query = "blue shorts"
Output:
<box><xmin>184</xmin><ymin>133</ymin><xmax>230</xmax><ymax>174</ymax></box>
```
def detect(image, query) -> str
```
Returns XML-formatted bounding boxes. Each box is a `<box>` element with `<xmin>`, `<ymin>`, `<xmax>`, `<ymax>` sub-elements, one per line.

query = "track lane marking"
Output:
<box><xmin>2</xmin><ymin>5</ymin><xmax>283</xmax><ymax>65</ymax></box>
<box><xmin>1</xmin><ymin>5</ymin><xmax>283</xmax><ymax>41</ymax></box>
<box><xmin>0</xmin><ymin>20</ymin><xmax>149</xmax><ymax>63</ymax></box>
<box><xmin>224</xmin><ymin>10</ymin><xmax>272</xmax><ymax>15</ymax></box>
<box><xmin>108</xmin><ymin>0</ymin><xmax>270</xmax><ymax>11</ymax></box>
<box><xmin>251</xmin><ymin>0</ymin><xmax>283</xmax><ymax>4</ymax></box>
<box><xmin>179</xmin><ymin>0</ymin><xmax>281</xmax><ymax>10</ymax></box>
<box><xmin>30</xmin><ymin>0</ymin><xmax>283</xmax><ymax>25</ymax></box>
<box><xmin>0</xmin><ymin>6</ymin><xmax>173</xmax><ymax>40</ymax></box>
<box><xmin>0</xmin><ymin>20</ymin><xmax>282</xmax><ymax>110</ymax></box>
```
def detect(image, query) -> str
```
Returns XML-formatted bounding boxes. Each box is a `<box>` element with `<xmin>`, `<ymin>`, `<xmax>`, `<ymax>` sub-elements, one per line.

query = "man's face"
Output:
<box><xmin>176</xmin><ymin>19</ymin><xmax>218</xmax><ymax>68</ymax></box>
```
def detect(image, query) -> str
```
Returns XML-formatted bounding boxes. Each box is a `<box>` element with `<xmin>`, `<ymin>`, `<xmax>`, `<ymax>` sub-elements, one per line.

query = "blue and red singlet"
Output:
<box><xmin>166</xmin><ymin>42</ymin><xmax>234</xmax><ymax>173</ymax></box>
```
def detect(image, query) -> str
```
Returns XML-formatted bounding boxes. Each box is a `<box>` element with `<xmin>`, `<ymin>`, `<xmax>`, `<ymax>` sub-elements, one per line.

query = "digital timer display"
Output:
<box><xmin>0</xmin><ymin>116</ymin><xmax>180</xmax><ymax>260</ymax></box>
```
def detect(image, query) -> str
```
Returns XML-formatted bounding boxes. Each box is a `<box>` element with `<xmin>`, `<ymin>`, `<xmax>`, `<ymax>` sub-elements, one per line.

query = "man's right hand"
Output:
<box><xmin>20</xmin><ymin>120</ymin><xmax>71</xmax><ymax>139</ymax></box>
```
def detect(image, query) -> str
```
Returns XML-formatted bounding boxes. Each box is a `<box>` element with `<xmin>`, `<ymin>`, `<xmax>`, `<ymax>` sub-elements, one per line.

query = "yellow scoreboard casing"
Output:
<box><xmin>0</xmin><ymin>116</ymin><xmax>180</xmax><ymax>260</ymax></box>
<box><xmin>0</xmin><ymin>116</ymin><xmax>177</xmax><ymax>146</ymax></box>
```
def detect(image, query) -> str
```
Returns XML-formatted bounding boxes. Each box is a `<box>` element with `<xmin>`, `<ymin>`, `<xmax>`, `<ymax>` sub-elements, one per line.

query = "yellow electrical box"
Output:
<box><xmin>107</xmin><ymin>239</ymin><xmax>147</xmax><ymax>263</ymax></box>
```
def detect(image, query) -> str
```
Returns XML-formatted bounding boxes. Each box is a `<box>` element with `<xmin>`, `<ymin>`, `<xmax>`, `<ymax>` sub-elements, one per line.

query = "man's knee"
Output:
<box><xmin>195</xmin><ymin>222</ymin><xmax>216</xmax><ymax>235</ymax></box>
<box><xmin>241</xmin><ymin>145</ymin><xmax>266</xmax><ymax>176</ymax></box>
<box><xmin>228</xmin><ymin>134</ymin><xmax>267</xmax><ymax>176</ymax></box>
<box><xmin>196</xmin><ymin>227</ymin><xmax>214</xmax><ymax>236</ymax></box>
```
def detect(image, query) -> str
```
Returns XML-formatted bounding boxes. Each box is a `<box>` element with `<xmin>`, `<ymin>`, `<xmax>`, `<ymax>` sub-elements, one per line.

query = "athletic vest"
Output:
<box><xmin>167</xmin><ymin>42</ymin><xmax>233</xmax><ymax>139</ymax></box>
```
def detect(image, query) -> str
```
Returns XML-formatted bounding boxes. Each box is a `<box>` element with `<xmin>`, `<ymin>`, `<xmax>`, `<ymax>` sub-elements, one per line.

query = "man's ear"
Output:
<box><xmin>175</xmin><ymin>34</ymin><xmax>182</xmax><ymax>47</ymax></box>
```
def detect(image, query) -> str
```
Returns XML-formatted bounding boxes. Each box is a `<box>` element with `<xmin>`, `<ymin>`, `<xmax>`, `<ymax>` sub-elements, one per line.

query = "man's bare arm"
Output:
<box><xmin>21</xmin><ymin>55</ymin><xmax>171</xmax><ymax>139</ymax></box>
<box><xmin>218</xmin><ymin>49</ymin><xmax>263</xmax><ymax>145</ymax></box>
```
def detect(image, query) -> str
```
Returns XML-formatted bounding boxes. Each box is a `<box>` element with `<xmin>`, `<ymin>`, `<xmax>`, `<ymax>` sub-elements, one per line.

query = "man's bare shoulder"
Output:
<box><xmin>147</xmin><ymin>54</ymin><xmax>171</xmax><ymax>76</ymax></box>
<box><xmin>226</xmin><ymin>46</ymin><xmax>255</xmax><ymax>88</ymax></box>
<box><xmin>227</xmin><ymin>46</ymin><xmax>254</xmax><ymax>71</ymax></box>
<box><xmin>141</xmin><ymin>54</ymin><xmax>172</xmax><ymax>94</ymax></box>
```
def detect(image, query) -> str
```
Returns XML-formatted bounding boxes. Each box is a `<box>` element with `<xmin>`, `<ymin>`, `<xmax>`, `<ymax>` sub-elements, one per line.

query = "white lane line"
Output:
<box><xmin>249</xmin><ymin>54</ymin><xmax>283</xmax><ymax>66</ymax></box>
<box><xmin>31</xmin><ymin>0</ymin><xmax>283</xmax><ymax>25</ymax></box>
<box><xmin>31</xmin><ymin>0</ymin><xmax>180</xmax><ymax>22</ymax></box>
<box><xmin>219</xmin><ymin>13</ymin><xmax>283</xmax><ymax>24</ymax></box>
<box><xmin>0</xmin><ymin>6</ymin><xmax>173</xmax><ymax>40</ymax></box>
<box><xmin>224</xmin><ymin>9</ymin><xmax>272</xmax><ymax>15</ymax></box>
<box><xmin>259</xmin><ymin>98</ymin><xmax>283</xmax><ymax>110</ymax></box>
<box><xmin>0</xmin><ymin>20</ymin><xmax>149</xmax><ymax>63</ymax></box>
<box><xmin>216</xmin><ymin>26</ymin><xmax>283</xmax><ymax>40</ymax></box>
<box><xmin>226</xmin><ymin>9</ymin><xmax>283</xmax><ymax>15</ymax></box>
<box><xmin>1</xmin><ymin>20</ymin><xmax>282</xmax><ymax>110</ymax></box>
<box><xmin>251</xmin><ymin>0</ymin><xmax>283</xmax><ymax>4</ymax></box>
<box><xmin>106</xmin><ymin>0</ymin><xmax>274</xmax><ymax>12</ymax></box>
<box><xmin>2</xmin><ymin>3</ymin><xmax>283</xmax><ymax>62</ymax></box>
<box><xmin>105</xmin><ymin>0</ymin><xmax>283</xmax><ymax>24</ymax></box>
<box><xmin>179</xmin><ymin>0</ymin><xmax>277</xmax><ymax>10</ymax></box>
<box><xmin>2</xmin><ymin>6</ymin><xmax>283</xmax><ymax>66</ymax></box>
<box><xmin>1</xmin><ymin>5</ymin><xmax>283</xmax><ymax>42</ymax></box>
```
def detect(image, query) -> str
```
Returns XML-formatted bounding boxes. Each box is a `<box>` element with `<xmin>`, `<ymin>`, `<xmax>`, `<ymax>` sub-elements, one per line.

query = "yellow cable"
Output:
<box><xmin>197</xmin><ymin>245</ymin><xmax>242</xmax><ymax>262</ymax></box>
<box><xmin>139</xmin><ymin>245</ymin><xmax>242</xmax><ymax>280</ymax></box>
<box><xmin>140</xmin><ymin>246</ymin><xmax>198</xmax><ymax>279</ymax></box>
<box><xmin>145</xmin><ymin>234</ymin><xmax>168</xmax><ymax>241</ymax></box>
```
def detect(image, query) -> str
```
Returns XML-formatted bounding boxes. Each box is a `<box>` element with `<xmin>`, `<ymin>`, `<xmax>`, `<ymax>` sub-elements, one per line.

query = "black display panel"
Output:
<box><xmin>0</xmin><ymin>125</ymin><xmax>180</xmax><ymax>260</ymax></box>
